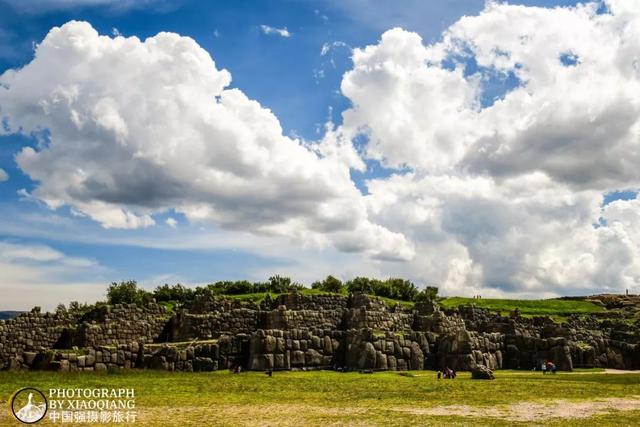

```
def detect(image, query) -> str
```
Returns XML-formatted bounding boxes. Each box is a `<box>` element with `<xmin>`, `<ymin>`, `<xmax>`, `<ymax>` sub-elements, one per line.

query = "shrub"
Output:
<box><xmin>346</xmin><ymin>277</ymin><xmax>418</xmax><ymax>301</ymax></box>
<box><xmin>267</xmin><ymin>275</ymin><xmax>292</xmax><ymax>293</ymax></box>
<box><xmin>107</xmin><ymin>280</ymin><xmax>151</xmax><ymax>305</ymax></box>
<box><xmin>153</xmin><ymin>283</ymin><xmax>195</xmax><ymax>303</ymax></box>
<box><xmin>311</xmin><ymin>275</ymin><xmax>344</xmax><ymax>293</ymax></box>
<box><xmin>66</xmin><ymin>301</ymin><xmax>96</xmax><ymax>317</ymax></box>
<box><xmin>346</xmin><ymin>277</ymin><xmax>377</xmax><ymax>294</ymax></box>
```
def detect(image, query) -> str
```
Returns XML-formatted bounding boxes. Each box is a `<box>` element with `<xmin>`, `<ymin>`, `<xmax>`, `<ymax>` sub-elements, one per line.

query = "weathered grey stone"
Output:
<box><xmin>23</xmin><ymin>352</ymin><xmax>37</xmax><ymax>366</ymax></box>
<box><xmin>291</xmin><ymin>350</ymin><xmax>305</xmax><ymax>366</ymax></box>
<box><xmin>305</xmin><ymin>349</ymin><xmax>323</xmax><ymax>366</ymax></box>
<box><xmin>471</xmin><ymin>365</ymin><xmax>495</xmax><ymax>380</ymax></box>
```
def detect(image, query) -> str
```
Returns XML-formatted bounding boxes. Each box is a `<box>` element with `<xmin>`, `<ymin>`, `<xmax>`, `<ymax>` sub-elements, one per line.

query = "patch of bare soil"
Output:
<box><xmin>392</xmin><ymin>396</ymin><xmax>640</xmax><ymax>422</ymax></box>
<box><xmin>603</xmin><ymin>369</ymin><xmax>639</xmax><ymax>374</ymax></box>
<box><xmin>135</xmin><ymin>404</ymin><xmax>371</xmax><ymax>427</ymax></box>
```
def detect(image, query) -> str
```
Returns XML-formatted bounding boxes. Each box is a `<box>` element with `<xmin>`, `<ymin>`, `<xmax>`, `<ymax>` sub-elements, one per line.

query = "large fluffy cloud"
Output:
<box><xmin>335</xmin><ymin>0</ymin><xmax>640</xmax><ymax>295</ymax></box>
<box><xmin>341</xmin><ymin>2</ymin><xmax>640</xmax><ymax>187</ymax></box>
<box><xmin>0</xmin><ymin>21</ymin><xmax>413</xmax><ymax>261</ymax></box>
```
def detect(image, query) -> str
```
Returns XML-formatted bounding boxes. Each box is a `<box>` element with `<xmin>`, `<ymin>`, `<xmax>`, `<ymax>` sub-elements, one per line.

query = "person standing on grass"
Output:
<box><xmin>551</xmin><ymin>363</ymin><xmax>557</xmax><ymax>374</ymax></box>
<box><xmin>541</xmin><ymin>362</ymin><xmax>547</xmax><ymax>374</ymax></box>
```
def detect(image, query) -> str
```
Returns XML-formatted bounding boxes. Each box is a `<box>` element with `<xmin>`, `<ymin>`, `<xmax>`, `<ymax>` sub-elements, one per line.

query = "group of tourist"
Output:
<box><xmin>540</xmin><ymin>360</ymin><xmax>558</xmax><ymax>374</ymax></box>
<box><xmin>437</xmin><ymin>367</ymin><xmax>456</xmax><ymax>379</ymax></box>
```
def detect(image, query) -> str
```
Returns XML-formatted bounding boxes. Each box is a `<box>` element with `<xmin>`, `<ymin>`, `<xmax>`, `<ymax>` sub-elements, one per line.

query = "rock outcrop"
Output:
<box><xmin>471</xmin><ymin>365</ymin><xmax>495</xmax><ymax>380</ymax></box>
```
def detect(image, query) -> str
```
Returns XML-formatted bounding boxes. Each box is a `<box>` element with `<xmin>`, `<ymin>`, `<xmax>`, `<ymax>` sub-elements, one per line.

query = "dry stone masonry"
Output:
<box><xmin>1</xmin><ymin>292</ymin><xmax>639</xmax><ymax>373</ymax></box>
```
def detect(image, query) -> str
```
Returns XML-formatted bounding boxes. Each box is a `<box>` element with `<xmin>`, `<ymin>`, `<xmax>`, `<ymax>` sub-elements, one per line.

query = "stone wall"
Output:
<box><xmin>273</xmin><ymin>293</ymin><xmax>348</xmax><ymax>311</ymax></box>
<box><xmin>503</xmin><ymin>335</ymin><xmax>572</xmax><ymax>371</ymax></box>
<box><xmin>163</xmin><ymin>309</ymin><xmax>258</xmax><ymax>341</ymax></box>
<box><xmin>414</xmin><ymin>310</ymin><xmax>466</xmax><ymax>335</ymax></box>
<box><xmin>248</xmin><ymin>328</ymin><xmax>344</xmax><ymax>371</ymax></box>
<box><xmin>345</xmin><ymin>329</ymin><xmax>432</xmax><ymax>371</ymax></box>
<box><xmin>72</xmin><ymin>303</ymin><xmax>170</xmax><ymax>347</ymax></box>
<box><xmin>344</xmin><ymin>307</ymin><xmax>413</xmax><ymax>331</ymax></box>
<box><xmin>2</xmin><ymin>293</ymin><xmax>640</xmax><ymax>373</ymax></box>
<box><xmin>264</xmin><ymin>307</ymin><xmax>343</xmax><ymax>330</ymax></box>
<box><xmin>0</xmin><ymin>308</ymin><xmax>75</xmax><ymax>369</ymax></box>
<box><xmin>437</xmin><ymin>329</ymin><xmax>504</xmax><ymax>371</ymax></box>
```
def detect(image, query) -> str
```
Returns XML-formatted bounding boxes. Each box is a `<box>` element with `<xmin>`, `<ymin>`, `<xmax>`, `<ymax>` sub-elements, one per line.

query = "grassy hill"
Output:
<box><xmin>439</xmin><ymin>297</ymin><xmax>605</xmax><ymax>318</ymax></box>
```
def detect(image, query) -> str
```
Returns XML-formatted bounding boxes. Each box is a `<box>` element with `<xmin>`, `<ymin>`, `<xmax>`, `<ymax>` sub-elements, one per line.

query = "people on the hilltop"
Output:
<box><xmin>437</xmin><ymin>371</ymin><xmax>442</xmax><ymax>380</ymax></box>
<box><xmin>541</xmin><ymin>362</ymin><xmax>547</xmax><ymax>374</ymax></box>
<box><xmin>551</xmin><ymin>363</ymin><xmax>557</xmax><ymax>374</ymax></box>
<box><xmin>546</xmin><ymin>360</ymin><xmax>553</xmax><ymax>374</ymax></box>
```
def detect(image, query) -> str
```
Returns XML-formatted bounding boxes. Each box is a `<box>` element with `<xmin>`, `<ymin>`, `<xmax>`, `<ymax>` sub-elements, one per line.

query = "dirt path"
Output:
<box><xmin>604</xmin><ymin>369</ymin><xmax>639</xmax><ymax>374</ymax></box>
<box><xmin>392</xmin><ymin>396</ymin><xmax>640</xmax><ymax>422</ymax></box>
<box><xmin>567</xmin><ymin>369</ymin><xmax>640</xmax><ymax>375</ymax></box>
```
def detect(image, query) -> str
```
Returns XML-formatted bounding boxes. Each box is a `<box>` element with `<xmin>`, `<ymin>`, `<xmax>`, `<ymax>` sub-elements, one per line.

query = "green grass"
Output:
<box><xmin>377</xmin><ymin>296</ymin><xmax>415</xmax><ymax>310</ymax></box>
<box><xmin>439</xmin><ymin>297</ymin><xmax>605</xmax><ymax>318</ymax></box>
<box><xmin>1</xmin><ymin>369</ymin><xmax>638</xmax><ymax>426</ymax></box>
<box><xmin>222</xmin><ymin>292</ymin><xmax>279</xmax><ymax>303</ymax></box>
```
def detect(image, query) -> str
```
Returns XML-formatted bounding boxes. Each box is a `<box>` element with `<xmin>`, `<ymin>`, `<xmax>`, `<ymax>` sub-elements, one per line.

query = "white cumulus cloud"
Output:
<box><xmin>330</xmin><ymin>0</ymin><xmax>640</xmax><ymax>295</ymax></box>
<box><xmin>0</xmin><ymin>21</ymin><xmax>412</xmax><ymax>261</ymax></box>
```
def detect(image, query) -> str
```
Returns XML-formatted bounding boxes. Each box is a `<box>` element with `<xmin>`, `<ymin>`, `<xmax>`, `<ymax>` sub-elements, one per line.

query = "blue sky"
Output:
<box><xmin>2</xmin><ymin>0</ymin><xmax>639</xmax><ymax>309</ymax></box>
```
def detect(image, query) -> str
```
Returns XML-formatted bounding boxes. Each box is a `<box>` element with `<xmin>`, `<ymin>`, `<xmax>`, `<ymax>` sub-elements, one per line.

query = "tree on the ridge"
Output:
<box><xmin>311</xmin><ymin>275</ymin><xmax>344</xmax><ymax>293</ymax></box>
<box><xmin>107</xmin><ymin>280</ymin><xmax>151</xmax><ymax>305</ymax></box>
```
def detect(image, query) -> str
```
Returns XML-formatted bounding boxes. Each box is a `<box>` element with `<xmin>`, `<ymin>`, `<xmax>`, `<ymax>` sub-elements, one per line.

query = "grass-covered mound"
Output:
<box><xmin>439</xmin><ymin>297</ymin><xmax>605</xmax><ymax>317</ymax></box>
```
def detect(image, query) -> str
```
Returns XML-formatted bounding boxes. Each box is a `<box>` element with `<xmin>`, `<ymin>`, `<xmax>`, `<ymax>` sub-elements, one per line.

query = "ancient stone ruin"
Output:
<box><xmin>1</xmin><ymin>292</ymin><xmax>638</xmax><ymax>373</ymax></box>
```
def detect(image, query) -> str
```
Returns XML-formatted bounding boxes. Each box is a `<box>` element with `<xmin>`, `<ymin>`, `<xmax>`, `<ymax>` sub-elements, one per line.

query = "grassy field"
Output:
<box><xmin>439</xmin><ymin>297</ymin><xmax>605</xmax><ymax>319</ymax></box>
<box><xmin>1</xmin><ymin>369</ymin><xmax>639</xmax><ymax>426</ymax></box>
